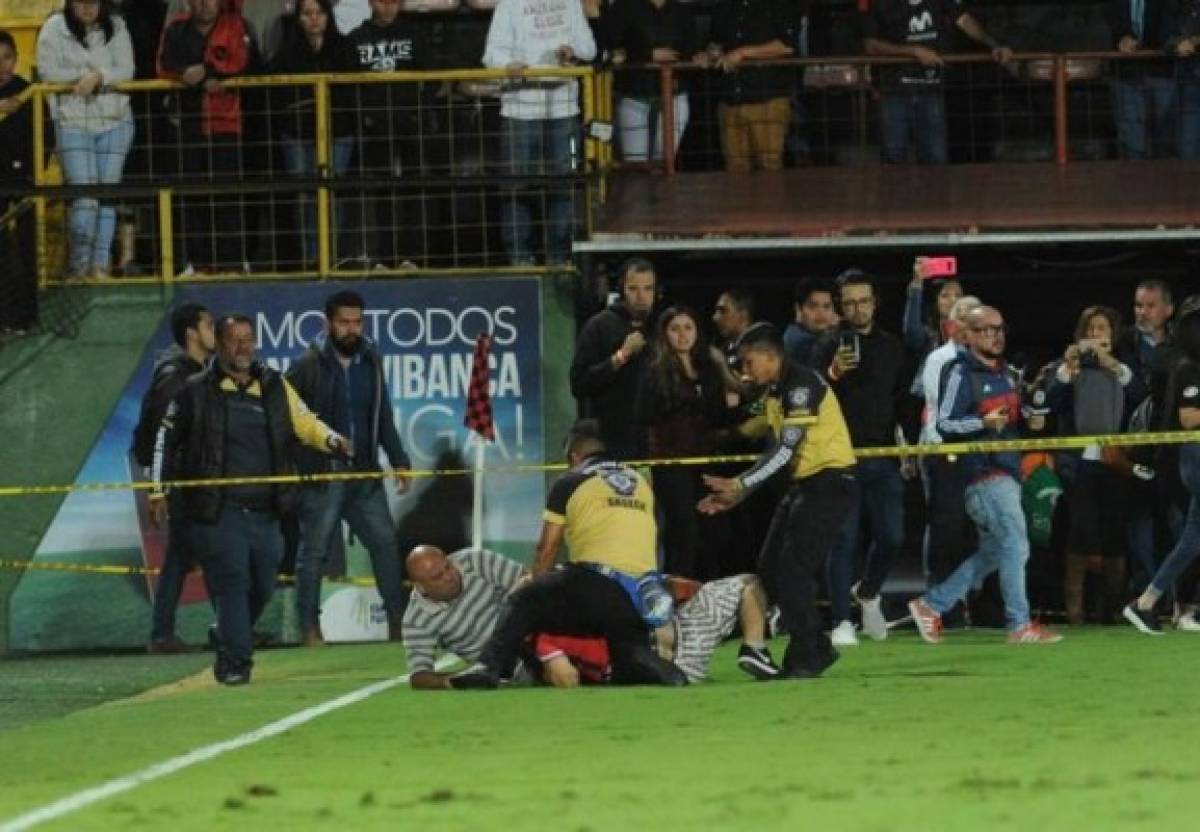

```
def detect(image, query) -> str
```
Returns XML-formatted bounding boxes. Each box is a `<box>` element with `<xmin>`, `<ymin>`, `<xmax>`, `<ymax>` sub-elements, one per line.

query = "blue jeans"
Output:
<box><xmin>926</xmin><ymin>475</ymin><xmax>1031</xmax><ymax>631</ymax></box>
<box><xmin>192</xmin><ymin>505</ymin><xmax>283</xmax><ymax>663</ymax></box>
<box><xmin>1150</xmin><ymin>444</ymin><xmax>1200</xmax><ymax>595</ymax></box>
<box><xmin>56</xmin><ymin>118</ymin><xmax>136</xmax><ymax>275</ymax></box>
<box><xmin>498</xmin><ymin>115</ymin><xmax>580</xmax><ymax>265</ymax></box>
<box><xmin>1178</xmin><ymin>77</ymin><xmax>1200</xmax><ymax>161</ymax></box>
<box><xmin>296</xmin><ymin>480</ymin><xmax>406</xmax><ymax>631</ymax></box>
<box><xmin>879</xmin><ymin>89</ymin><xmax>947</xmax><ymax>164</ymax></box>
<box><xmin>1111</xmin><ymin>75</ymin><xmax>1178</xmax><ymax>160</ymax></box>
<box><xmin>281</xmin><ymin>136</ymin><xmax>354</xmax><ymax>263</ymax></box>
<box><xmin>149</xmin><ymin>492</ymin><xmax>212</xmax><ymax>640</ymax></box>
<box><xmin>827</xmin><ymin>458</ymin><xmax>905</xmax><ymax>621</ymax></box>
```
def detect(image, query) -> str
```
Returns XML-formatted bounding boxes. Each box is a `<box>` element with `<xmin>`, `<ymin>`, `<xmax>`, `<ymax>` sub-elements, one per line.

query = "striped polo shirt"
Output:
<box><xmin>401</xmin><ymin>549</ymin><xmax>526</xmax><ymax>674</ymax></box>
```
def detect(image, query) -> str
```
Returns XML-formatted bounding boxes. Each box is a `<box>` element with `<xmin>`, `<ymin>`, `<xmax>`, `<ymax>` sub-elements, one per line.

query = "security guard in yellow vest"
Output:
<box><xmin>700</xmin><ymin>323</ymin><xmax>857</xmax><ymax>680</ymax></box>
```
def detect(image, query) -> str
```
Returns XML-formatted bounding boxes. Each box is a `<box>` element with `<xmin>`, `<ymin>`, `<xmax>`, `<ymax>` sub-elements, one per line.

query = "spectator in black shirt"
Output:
<box><xmin>784</xmin><ymin>277</ymin><xmax>837</xmax><ymax>367</ymax></box>
<box><xmin>0</xmin><ymin>29</ymin><xmax>35</xmax><ymax>333</ymax></box>
<box><xmin>701</xmin><ymin>0</ymin><xmax>800</xmax><ymax>172</ymax></box>
<box><xmin>860</xmin><ymin>0</ymin><xmax>1011</xmax><ymax>164</ymax></box>
<box><xmin>271</xmin><ymin>0</ymin><xmax>358</xmax><ymax>267</ymax></box>
<box><xmin>603</xmin><ymin>0</ymin><xmax>697</xmax><ymax>163</ymax></box>
<box><xmin>570</xmin><ymin>257</ymin><xmax>659</xmax><ymax>460</ymax></box>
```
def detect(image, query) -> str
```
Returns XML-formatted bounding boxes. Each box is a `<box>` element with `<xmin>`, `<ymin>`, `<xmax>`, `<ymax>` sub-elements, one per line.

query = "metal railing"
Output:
<box><xmin>0</xmin><ymin>66</ymin><xmax>601</xmax><ymax>286</ymax></box>
<box><xmin>604</xmin><ymin>50</ymin><xmax>1189</xmax><ymax>175</ymax></box>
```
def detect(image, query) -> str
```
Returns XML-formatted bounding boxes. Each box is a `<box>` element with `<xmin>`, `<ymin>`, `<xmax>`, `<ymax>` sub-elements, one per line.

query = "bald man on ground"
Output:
<box><xmin>401</xmin><ymin>545</ymin><xmax>528</xmax><ymax>690</ymax></box>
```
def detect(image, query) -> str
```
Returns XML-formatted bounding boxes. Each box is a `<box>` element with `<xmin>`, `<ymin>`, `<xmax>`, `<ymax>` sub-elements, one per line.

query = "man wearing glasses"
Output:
<box><xmin>908</xmin><ymin>306</ymin><xmax>1063</xmax><ymax>645</ymax></box>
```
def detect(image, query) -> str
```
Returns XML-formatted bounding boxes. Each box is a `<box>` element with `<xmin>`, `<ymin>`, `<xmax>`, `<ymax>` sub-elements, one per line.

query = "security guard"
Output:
<box><xmin>451</xmin><ymin>419</ymin><xmax>685</xmax><ymax>689</ymax></box>
<box><xmin>699</xmin><ymin>323</ymin><xmax>857</xmax><ymax>680</ymax></box>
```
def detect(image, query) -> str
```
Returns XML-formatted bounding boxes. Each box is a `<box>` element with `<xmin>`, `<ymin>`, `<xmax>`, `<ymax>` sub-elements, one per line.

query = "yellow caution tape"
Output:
<box><xmin>0</xmin><ymin>558</ymin><xmax>378</xmax><ymax>586</ymax></box>
<box><xmin>0</xmin><ymin>430</ymin><xmax>1194</xmax><ymax>498</ymax></box>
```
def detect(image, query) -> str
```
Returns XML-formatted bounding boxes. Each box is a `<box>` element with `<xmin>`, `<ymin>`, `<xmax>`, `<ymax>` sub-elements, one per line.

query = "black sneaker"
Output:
<box><xmin>219</xmin><ymin>660</ymin><xmax>253</xmax><ymax>686</ymax></box>
<box><xmin>1122</xmin><ymin>602</ymin><xmax>1164</xmax><ymax>636</ymax></box>
<box><xmin>779</xmin><ymin>647</ymin><xmax>840</xmax><ymax>681</ymax></box>
<box><xmin>449</xmin><ymin>663</ymin><xmax>500</xmax><ymax>690</ymax></box>
<box><xmin>736</xmin><ymin>644</ymin><xmax>781</xmax><ymax>681</ymax></box>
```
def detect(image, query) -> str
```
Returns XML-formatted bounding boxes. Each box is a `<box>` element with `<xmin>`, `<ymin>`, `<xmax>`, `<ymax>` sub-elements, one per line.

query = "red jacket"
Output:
<box><xmin>157</xmin><ymin>0</ymin><xmax>253</xmax><ymax>136</ymax></box>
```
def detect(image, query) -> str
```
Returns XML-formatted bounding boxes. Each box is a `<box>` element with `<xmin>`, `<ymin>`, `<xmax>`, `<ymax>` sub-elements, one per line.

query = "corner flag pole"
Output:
<box><xmin>463</xmin><ymin>333</ymin><xmax>495</xmax><ymax>552</ymax></box>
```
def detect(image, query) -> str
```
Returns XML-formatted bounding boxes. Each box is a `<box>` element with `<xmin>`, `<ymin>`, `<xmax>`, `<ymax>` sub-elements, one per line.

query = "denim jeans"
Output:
<box><xmin>56</xmin><ymin>118</ymin><xmax>136</xmax><ymax>275</ymax></box>
<box><xmin>192</xmin><ymin>504</ymin><xmax>283</xmax><ymax>663</ymax></box>
<box><xmin>498</xmin><ymin>115</ymin><xmax>580</xmax><ymax>265</ymax></box>
<box><xmin>1111</xmin><ymin>75</ymin><xmax>1178</xmax><ymax>160</ymax></box>
<box><xmin>281</xmin><ymin>136</ymin><xmax>354</xmax><ymax>263</ymax></box>
<box><xmin>1178</xmin><ymin>77</ymin><xmax>1200</xmax><ymax>161</ymax></box>
<box><xmin>296</xmin><ymin>480</ymin><xmax>406</xmax><ymax>631</ymax></box>
<box><xmin>617</xmin><ymin>95</ymin><xmax>689</xmax><ymax>162</ymax></box>
<box><xmin>1127</xmin><ymin>489</ymin><xmax>1184</xmax><ymax>593</ymax></box>
<box><xmin>1150</xmin><ymin>444</ymin><xmax>1200</xmax><ymax>594</ymax></box>
<box><xmin>149</xmin><ymin>492</ymin><xmax>212</xmax><ymax>640</ymax></box>
<box><xmin>879</xmin><ymin>89</ymin><xmax>947</xmax><ymax>164</ymax></box>
<box><xmin>926</xmin><ymin>475</ymin><xmax>1031</xmax><ymax>631</ymax></box>
<box><xmin>827</xmin><ymin>458</ymin><xmax>905</xmax><ymax>621</ymax></box>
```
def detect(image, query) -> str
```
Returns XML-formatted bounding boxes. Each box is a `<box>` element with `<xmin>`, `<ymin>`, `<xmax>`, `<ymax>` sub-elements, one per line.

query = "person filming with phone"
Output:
<box><xmin>811</xmin><ymin>269</ymin><xmax>912</xmax><ymax>647</ymax></box>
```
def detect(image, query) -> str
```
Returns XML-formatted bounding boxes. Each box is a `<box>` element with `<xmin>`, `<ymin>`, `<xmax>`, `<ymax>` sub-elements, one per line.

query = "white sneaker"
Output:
<box><xmin>1176</xmin><ymin>611</ymin><xmax>1200</xmax><ymax>632</ymax></box>
<box><xmin>853</xmin><ymin>582</ymin><xmax>888</xmax><ymax>641</ymax></box>
<box><xmin>830</xmin><ymin>620</ymin><xmax>859</xmax><ymax>647</ymax></box>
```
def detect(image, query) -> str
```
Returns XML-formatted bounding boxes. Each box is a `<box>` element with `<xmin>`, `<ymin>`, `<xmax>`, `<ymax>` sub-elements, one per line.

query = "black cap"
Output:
<box><xmin>734</xmin><ymin>321</ymin><xmax>782</xmax><ymax>352</ymax></box>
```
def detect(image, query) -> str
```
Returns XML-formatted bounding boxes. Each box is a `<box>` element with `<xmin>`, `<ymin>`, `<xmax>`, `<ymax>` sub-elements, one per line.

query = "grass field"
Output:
<box><xmin>1</xmin><ymin>628</ymin><xmax>1198</xmax><ymax>831</ymax></box>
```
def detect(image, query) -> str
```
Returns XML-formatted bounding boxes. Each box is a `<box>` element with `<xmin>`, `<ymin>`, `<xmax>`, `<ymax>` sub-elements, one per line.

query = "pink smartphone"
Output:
<box><xmin>920</xmin><ymin>256</ymin><xmax>958</xmax><ymax>278</ymax></box>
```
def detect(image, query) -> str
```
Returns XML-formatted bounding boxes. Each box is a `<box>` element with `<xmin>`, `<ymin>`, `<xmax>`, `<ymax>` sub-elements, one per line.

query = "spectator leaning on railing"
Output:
<box><xmin>36</xmin><ymin>0</ymin><xmax>137</xmax><ymax>280</ymax></box>
<box><xmin>483</xmin><ymin>0</ymin><xmax>597</xmax><ymax>266</ymax></box>
<box><xmin>1167</xmin><ymin>0</ymin><xmax>1200</xmax><ymax>160</ymax></box>
<box><xmin>697</xmin><ymin>0</ymin><xmax>799</xmax><ymax>173</ymax></box>
<box><xmin>158</xmin><ymin>0</ymin><xmax>261</xmax><ymax>274</ymax></box>
<box><xmin>0</xmin><ymin>29</ymin><xmax>36</xmax><ymax>335</ymax></box>
<box><xmin>600</xmin><ymin>0</ymin><xmax>698</xmax><ymax>163</ymax></box>
<box><xmin>1105</xmin><ymin>0</ymin><xmax>1178</xmax><ymax>160</ymax></box>
<box><xmin>860</xmin><ymin>0</ymin><xmax>1011</xmax><ymax>164</ymax></box>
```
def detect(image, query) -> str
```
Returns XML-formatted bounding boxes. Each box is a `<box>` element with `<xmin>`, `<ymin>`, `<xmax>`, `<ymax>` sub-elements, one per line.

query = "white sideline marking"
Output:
<box><xmin>0</xmin><ymin>655</ymin><xmax>457</xmax><ymax>832</ymax></box>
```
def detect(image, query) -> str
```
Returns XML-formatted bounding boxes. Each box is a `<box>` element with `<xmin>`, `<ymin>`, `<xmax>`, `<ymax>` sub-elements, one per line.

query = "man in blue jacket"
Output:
<box><xmin>287</xmin><ymin>290</ymin><xmax>412</xmax><ymax>645</ymax></box>
<box><xmin>908</xmin><ymin>306</ymin><xmax>1062</xmax><ymax>645</ymax></box>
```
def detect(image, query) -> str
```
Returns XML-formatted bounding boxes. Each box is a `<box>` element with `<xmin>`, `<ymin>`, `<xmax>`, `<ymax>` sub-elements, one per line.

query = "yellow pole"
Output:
<box><xmin>315</xmin><ymin>78</ymin><xmax>331</xmax><ymax>277</ymax></box>
<box><xmin>580</xmin><ymin>70</ymin><xmax>597</xmax><ymax>237</ymax></box>
<box><xmin>31</xmin><ymin>86</ymin><xmax>48</xmax><ymax>289</ymax></box>
<box><xmin>158</xmin><ymin>189</ymin><xmax>174</xmax><ymax>282</ymax></box>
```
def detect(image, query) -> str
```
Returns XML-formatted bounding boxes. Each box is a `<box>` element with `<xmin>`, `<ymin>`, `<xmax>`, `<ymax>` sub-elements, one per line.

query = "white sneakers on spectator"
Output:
<box><xmin>852</xmin><ymin>582</ymin><xmax>888</xmax><ymax>641</ymax></box>
<box><xmin>1175</xmin><ymin>608</ymin><xmax>1200</xmax><ymax>632</ymax></box>
<box><xmin>830</xmin><ymin>620</ymin><xmax>858</xmax><ymax>647</ymax></box>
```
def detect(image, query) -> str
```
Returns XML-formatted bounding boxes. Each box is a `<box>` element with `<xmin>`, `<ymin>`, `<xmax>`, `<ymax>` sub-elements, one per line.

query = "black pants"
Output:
<box><xmin>179</xmin><ymin>133</ymin><xmax>245</xmax><ymax>270</ymax></box>
<box><xmin>0</xmin><ymin>203</ymin><xmax>36</xmax><ymax>330</ymax></box>
<box><xmin>758</xmin><ymin>468</ymin><xmax>855</xmax><ymax>671</ymax></box>
<box><xmin>480</xmin><ymin>565</ymin><xmax>669</xmax><ymax>684</ymax></box>
<box><xmin>653</xmin><ymin>465</ymin><xmax>718</xmax><ymax>580</ymax></box>
<box><xmin>926</xmin><ymin>456</ymin><xmax>975</xmax><ymax>584</ymax></box>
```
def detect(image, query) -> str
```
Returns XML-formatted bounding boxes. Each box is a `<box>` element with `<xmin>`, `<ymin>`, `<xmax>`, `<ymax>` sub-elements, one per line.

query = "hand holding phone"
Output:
<box><xmin>915</xmin><ymin>256</ymin><xmax>958</xmax><ymax>280</ymax></box>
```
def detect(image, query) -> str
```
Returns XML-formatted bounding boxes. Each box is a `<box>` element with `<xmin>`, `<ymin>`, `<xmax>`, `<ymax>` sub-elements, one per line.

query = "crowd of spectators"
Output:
<box><xmin>2</xmin><ymin>1</ymin><xmax>1200</xmax><ymax>291</ymax></box>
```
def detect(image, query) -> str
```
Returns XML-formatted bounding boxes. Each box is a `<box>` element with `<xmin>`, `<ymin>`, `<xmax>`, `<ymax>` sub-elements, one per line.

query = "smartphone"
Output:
<box><xmin>919</xmin><ymin>256</ymin><xmax>958</xmax><ymax>278</ymax></box>
<box><xmin>838</xmin><ymin>330</ymin><xmax>860</xmax><ymax>363</ymax></box>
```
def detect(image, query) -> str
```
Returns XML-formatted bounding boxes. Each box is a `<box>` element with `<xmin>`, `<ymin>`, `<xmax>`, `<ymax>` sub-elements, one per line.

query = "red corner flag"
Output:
<box><xmin>464</xmin><ymin>332</ymin><xmax>495</xmax><ymax>441</ymax></box>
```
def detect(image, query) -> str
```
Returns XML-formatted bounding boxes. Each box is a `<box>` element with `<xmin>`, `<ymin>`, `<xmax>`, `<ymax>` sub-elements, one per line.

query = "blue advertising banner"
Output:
<box><xmin>11</xmin><ymin>278</ymin><xmax>545</xmax><ymax>650</ymax></box>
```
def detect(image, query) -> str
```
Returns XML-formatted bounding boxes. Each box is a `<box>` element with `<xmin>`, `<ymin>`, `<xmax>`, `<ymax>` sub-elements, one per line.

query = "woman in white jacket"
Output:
<box><xmin>37</xmin><ymin>0</ymin><xmax>135</xmax><ymax>278</ymax></box>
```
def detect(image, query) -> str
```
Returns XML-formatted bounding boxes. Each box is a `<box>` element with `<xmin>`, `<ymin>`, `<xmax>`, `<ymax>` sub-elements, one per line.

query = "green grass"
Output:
<box><xmin>1</xmin><ymin>628</ymin><xmax>1198</xmax><ymax>831</ymax></box>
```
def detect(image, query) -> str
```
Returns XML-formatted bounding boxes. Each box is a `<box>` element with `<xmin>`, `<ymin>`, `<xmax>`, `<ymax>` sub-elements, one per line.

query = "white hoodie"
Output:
<box><xmin>36</xmin><ymin>12</ymin><xmax>134</xmax><ymax>133</ymax></box>
<box><xmin>482</xmin><ymin>0</ymin><xmax>597</xmax><ymax>120</ymax></box>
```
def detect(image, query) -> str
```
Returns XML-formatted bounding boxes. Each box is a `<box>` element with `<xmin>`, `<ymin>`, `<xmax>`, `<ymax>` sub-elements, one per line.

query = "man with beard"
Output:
<box><xmin>287</xmin><ymin>290</ymin><xmax>412</xmax><ymax>645</ymax></box>
<box><xmin>569</xmin><ymin>257</ymin><xmax>658</xmax><ymax>460</ymax></box>
<box><xmin>151</xmin><ymin>314</ymin><xmax>350</xmax><ymax>684</ymax></box>
<box><xmin>908</xmin><ymin>306</ymin><xmax>1062</xmax><ymax>645</ymax></box>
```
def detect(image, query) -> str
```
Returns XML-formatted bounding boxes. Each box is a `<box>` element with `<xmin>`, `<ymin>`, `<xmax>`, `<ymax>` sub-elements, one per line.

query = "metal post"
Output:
<box><xmin>158</xmin><ymin>189</ymin><xmax>175</xmax><ymax>282</ymax></box>
<box><xmin>1054</xmin><ymin>55</ymin><xmax>1069</xmax><ymax>165</ymax></box>
<box><xmin>315</xmin><ymin>77</ymin><xmax>331</xmax><ymax>277</ymax></box>
<box><xmin>661</xmin><ymin>65</ymin><xmax>676</xmax><ymax>176</ymax></box>
<box><xmin>31</xmin><ymin>87</ymin><xmax>48</xmax><ymax>289</ymax></box>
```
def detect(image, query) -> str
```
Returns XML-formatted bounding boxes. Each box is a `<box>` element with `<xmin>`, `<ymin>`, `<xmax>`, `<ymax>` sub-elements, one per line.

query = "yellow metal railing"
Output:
<box><xmin>2</xmin><ymin>67</ymin><xmax>601</xmax><ymax>285</ymax></box>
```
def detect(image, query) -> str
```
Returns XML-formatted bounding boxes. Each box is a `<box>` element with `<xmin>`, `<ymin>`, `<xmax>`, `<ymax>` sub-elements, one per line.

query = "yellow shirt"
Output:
<box><xmin>542</xmin><ymin>457</ymin><xmax>657</xmax><ymax>576</ymax></box>
<box><xmin>737</xmin><ymin>363</ymin><xmax>856</xmax><ymax>480</ymax></box>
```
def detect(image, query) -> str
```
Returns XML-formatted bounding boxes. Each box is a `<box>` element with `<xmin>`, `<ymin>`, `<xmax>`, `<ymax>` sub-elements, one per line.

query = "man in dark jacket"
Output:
<box><xmin>569</xmin><ymin>257</ymin><xmax>657</xmax><ymax>460</ymax></box>
<box><xmin>286</xmin><ymin>290</ymin><xmax>412</xmax><ymax>645</ymax></box>
<box><xmin>151</xmin><ymin>313</ymin><xmax>350</xmax><ymax>684</ymax></box>
<box><xmin>133</xmin><ymin>303</ymin><xmax>216</xmax><ymax>653</ymax></box>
